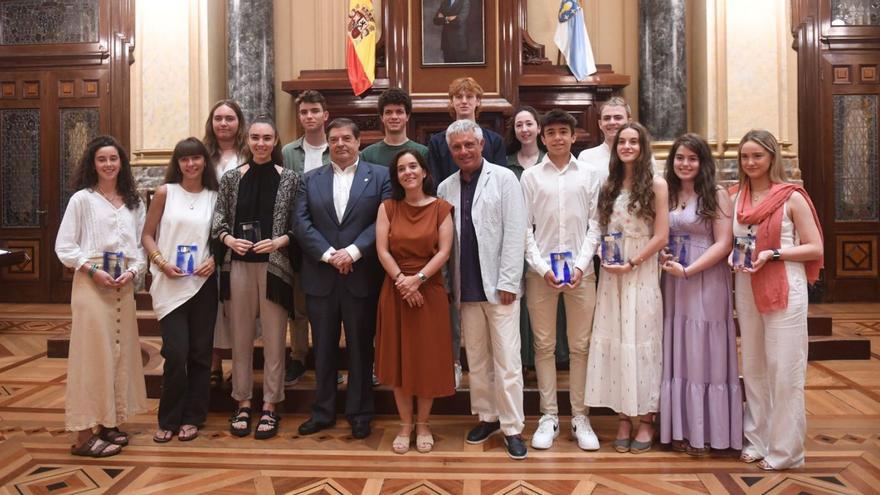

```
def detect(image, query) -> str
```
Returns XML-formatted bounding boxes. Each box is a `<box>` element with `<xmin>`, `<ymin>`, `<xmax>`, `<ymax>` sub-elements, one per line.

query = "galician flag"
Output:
<box><xmin>346</xmin><ymin>0</ymin><xmax>376</xmax><ymax>95</ymax></box>
<box><xmin>554</xmin><ymin>0</ymin><xmax>597</xmax><ymax>81</ymax></box>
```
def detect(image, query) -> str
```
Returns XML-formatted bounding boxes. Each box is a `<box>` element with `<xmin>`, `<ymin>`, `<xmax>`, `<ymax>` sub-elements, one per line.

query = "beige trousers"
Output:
<box><xmin>460</xmin><ymin>300</ymin><xmax>525</xmax><ymax>436</ymax></box>
<box><xmin>228</xmin><ymin>261</ymin><xmax>289</xmax><ymax>404</ymax></box>
<box><xmin>526</xmin><ymin>271</ymin><xmax>596</xmax><ymax>417</ymax></box>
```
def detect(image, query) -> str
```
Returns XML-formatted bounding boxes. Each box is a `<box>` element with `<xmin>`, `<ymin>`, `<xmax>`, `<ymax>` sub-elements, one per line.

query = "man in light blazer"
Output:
<box><xmin>436</xmin><ymin>119</ymin><xmax>529</xmax><ymax>460</ymax></box>
<box><xmin>294</xmin><ymin>118</ymin><xmax>391</xmax><ymax>439</ymax></box>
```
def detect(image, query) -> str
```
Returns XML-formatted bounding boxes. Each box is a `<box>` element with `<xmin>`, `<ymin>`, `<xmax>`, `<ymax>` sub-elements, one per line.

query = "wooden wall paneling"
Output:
<box><xmin>794</xmin><ymin>0</ymin><xmax>880</xmax><ymax>301</ymax></box>
<box><xmin>282</xmin><ymin>0</ymin><xmax>629</xmax><ymax>152</ymax></box>
<box><xmin>0</xmin><ymin>0</ymin><xmax>133</xmax><ymax>303</ymax></box>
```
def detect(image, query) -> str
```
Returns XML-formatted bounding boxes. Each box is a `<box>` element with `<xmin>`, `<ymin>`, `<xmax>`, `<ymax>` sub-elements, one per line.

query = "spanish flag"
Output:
<box><xmin>346</xmin><ymin>0</ymin><xmax>377</xmax><ymax>96</ymax></box>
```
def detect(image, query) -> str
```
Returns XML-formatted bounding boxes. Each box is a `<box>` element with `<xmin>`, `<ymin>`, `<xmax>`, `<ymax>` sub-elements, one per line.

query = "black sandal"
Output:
<box><xmin>254</xmin><ymin>410</ymin><xmax>280</xmax><ymax>440</ymax></box>
<box><xmin>71</xmin><ymin>435</ymin><xmax>122</xmax><ymax>457</ymax></box>
<box><xmin>229</xmin><ymin>407</ymin><xmax>252</xmax><ymax>437</ymax></box>
<box><xmin>98</xmin><ymin>426</ymin><xmax>129</xmax><ymax>446</ymax></box>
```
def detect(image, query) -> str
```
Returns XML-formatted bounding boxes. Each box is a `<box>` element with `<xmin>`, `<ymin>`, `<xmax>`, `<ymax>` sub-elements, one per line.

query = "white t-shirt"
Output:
<box><xmin>303</xmin><ymin>140</ymin><xmax>328</xmax><ymax>173</ymax></box>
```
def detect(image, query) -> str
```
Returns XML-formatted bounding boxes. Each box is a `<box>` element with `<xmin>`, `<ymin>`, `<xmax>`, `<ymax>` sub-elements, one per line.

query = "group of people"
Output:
<box><xmin>55</xmin><ymin>76</ymin><xmax>823</xmax><ymax>470</ymax></box>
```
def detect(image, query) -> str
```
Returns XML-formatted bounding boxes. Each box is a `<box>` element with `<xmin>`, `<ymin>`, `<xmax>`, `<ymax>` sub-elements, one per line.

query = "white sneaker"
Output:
<box><xmin>571</xmin><ymin>415</ymin><xmax>600</xmax><ymax>451</ymax></box>
<box><xmin>530</xmin><ymin>414</ymin><xmax>559</xmax><ymax>449</ymax></box>
<box><xmin>454</xmin><ymin>362</ymin><xmax>462</xmax><ymax>389</ymax></box>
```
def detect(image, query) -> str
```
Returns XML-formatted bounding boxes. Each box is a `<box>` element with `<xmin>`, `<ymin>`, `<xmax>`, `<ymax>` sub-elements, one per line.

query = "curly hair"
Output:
<box><xmin>70</xmin><ymin>135</ymin><xmax>141</xmax><ymax>210</ymax></box>
<box><xmin>664</xmin><ymin>133</ymin><xmax>720</xmax><ymax>220</ymax></box>
<box><xmin>164</xmin><ymin>137</ymin><xmax>220</xmax><ymax>191</ymax></box>
<box><xmin>378</xmin><ymin>87</ymin><xmax>412</xmax><ymax>115</ymax></box>
<box><xmin>597</xmin><ymin>122</ymin><xmax>655</xmax><ymax>228</ymax></box>
<box><xmin>202</xmin><ymin>99</ymin><xmax>247</xmax><ymax>164</ymax></box>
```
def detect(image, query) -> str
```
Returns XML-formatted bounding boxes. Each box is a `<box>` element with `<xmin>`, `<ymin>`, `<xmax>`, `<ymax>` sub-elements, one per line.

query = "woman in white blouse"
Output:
<box><xmin>55</xmin><ymin>135</ymin><xmax>148</xmax><ymax>457</ymax></box>
<box><xmin>142</xmin><ymin>138</ymin><xmax>219</xmax><ymax>443</ymax></box>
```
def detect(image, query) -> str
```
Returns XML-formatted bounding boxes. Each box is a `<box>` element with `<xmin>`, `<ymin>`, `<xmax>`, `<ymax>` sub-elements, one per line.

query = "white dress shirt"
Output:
<box><xmin>320</xmin><ymin>160</ymin><xmax>362</xmax><ymax>263</ymax></box>
<box><xmin>520</xmin><ymin>154</ymin><xmax>603</xmax><ymax>277</ymax></box>
<box><xmin>577</xmin><ymin>142</ymin><xmax>611</xmax><ymax>177</ymax></box>
<box><xmin>55</xmin><ymin>189</ymin><xmax>146</xmax><ymax>274</ymax></box>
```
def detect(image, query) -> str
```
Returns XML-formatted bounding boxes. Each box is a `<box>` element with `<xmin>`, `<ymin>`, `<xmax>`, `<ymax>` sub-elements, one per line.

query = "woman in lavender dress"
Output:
<box><xmin>659</xmin><ymin>134</ymin><xmax>742</xmax><ymax>455</ymax></box>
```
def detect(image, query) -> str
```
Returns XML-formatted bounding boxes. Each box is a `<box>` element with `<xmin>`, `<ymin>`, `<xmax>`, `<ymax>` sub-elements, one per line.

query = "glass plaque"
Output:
<box><xmin>103</xmin><ymin>251</ymin><xmax>124</xmax><ymax>278</ymax></box>
<box><xmin>550</xmin><ymin>251</ymin><xmax>574</xmax><ymax>284</ymax></box>
<box><xmin>238</xmin><ymin>221</ymin><xmax>262</xmax><ymax>244</ymax></box>
<box><xmin>176</xmin><ymin>244</ymin><xmax>198</xmax><ymax>275</ymax></box>
<box><xmin>601</xmin><ymin>232</ymin><xmax>624</xmax><ymax>265</ymax></box>
<box><xmin>732</xmin><ymin>234</ymin><xmax>756</xmax><ymax>269</ymax></box>
<box><xmin>668</xmin><ymin>233</ymin><xmax>690</xmax><ymax>266</ymax></box>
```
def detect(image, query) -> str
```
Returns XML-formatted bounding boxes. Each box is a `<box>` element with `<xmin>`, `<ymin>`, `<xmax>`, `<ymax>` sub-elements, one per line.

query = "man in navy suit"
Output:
<box><xmin>294</xmin><ymin>118</ymin><xmax>391</xmax><ymax>439</ymax></box>
<box><xmin>433</xmin><ymin>0</ymin><xmax>470</xmax><ymax>63</ymax></box>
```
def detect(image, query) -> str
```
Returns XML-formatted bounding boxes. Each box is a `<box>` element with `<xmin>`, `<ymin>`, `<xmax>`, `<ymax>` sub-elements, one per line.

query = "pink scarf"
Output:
<box><xmin>736</xmin><ymin>182</ymin><xmax>824</xmax><ymax>314</ymax></box>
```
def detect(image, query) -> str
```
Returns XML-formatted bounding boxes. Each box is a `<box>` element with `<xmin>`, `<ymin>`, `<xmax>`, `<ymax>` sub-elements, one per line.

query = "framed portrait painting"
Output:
<box><xmin>421</xmin><ymin>0</ymin><xmax>486</xmax><ymax>66</ymax></box>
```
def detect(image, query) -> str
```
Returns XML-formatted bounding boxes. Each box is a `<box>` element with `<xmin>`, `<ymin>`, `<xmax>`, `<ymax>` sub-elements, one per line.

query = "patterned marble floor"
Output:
<box><xmin>0</xmin><ymin>303</ymin><xmax>879</xmax><ymax>494</ymax></box>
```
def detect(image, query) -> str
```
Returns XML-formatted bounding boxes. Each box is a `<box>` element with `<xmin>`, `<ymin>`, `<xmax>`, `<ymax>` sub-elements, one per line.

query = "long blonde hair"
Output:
<box><xmin>737</xmin><ymin>129</ymin><xmax>787</xmax><ymax>189</ymax></box>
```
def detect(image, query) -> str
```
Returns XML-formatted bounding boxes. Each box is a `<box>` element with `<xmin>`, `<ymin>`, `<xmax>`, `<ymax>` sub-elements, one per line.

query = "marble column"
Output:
<box><xmin>227</xmin><ymin>0</ymin><xmax>275</xmax><ymax>123</ymax></box>
<box><xmin>638</xmin><ymin>0</ymin><xmax>686</xmax><ymax>141</ymax></box>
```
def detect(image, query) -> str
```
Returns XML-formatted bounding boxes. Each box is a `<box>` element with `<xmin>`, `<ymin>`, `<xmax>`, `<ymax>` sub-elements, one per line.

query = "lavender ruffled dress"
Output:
<box><xmin>659</xmin><ymin>200</ymin><xmax>743</xmax><ymax>450</ymax></box>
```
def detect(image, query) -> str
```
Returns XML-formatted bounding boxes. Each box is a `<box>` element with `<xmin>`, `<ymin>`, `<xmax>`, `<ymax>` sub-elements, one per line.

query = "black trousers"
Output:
<box><xmin>157</xmin><ymin>277</ymin><xmax>218</xmax><ymax>430</ymax></box>
<box><xmin>306</xmin><ymin>286</ymin><xmax>377</xmax><ymax>424</ymax></box>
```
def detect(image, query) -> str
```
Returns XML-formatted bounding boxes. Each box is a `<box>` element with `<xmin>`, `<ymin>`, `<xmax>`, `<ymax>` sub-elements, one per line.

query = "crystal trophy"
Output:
<box><xmin>176</xmin><ymin>244</ymin><xmax>198</xmax><ymax>275</ymax></box>
<box><xmin>103</xmin><ymin>251</ymin><xmax>125</xmax><ymax>278</ymax></box>
<box><xmin>601</xmin><ymin>232</ymin><xmax>624</xmax><ymax>265</ymax></box>
<box><xmin>239</xmin><ymin>221</ymin><xmax>262</xmax><ymax>244</ymax></box>
<box><xmin>550</xmin><ymin>251</ymin><xmax>574</xmax><ymax>284</ymax></box>
<box><xmin>668</xmin><ymin>233</ymin><xmax>690</xmax><ymax>266</ymax></box>
<box><xmin>732</xmin><ymin>234</ymin><xmax>756</xmax><ymax>269</ymax></box>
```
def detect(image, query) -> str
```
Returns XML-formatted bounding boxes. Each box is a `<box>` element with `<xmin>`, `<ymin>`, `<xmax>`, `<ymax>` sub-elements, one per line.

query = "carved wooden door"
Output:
<box><xmin>0</xmin><ymin>0</ymin><xmax>132</xmax><ymax>302</ymax></box>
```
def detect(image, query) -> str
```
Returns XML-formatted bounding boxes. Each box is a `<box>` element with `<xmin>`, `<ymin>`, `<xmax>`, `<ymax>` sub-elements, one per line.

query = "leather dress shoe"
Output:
<box><xmin>466</xmin><ymin>420</ymin><xmax>500</xmax><ymax>444</ymax></box>
<box><xmin>297</xmin><ymin>417</ymin><xmax>335</xmax><ymax>435</ymax></box>
<box><xmin>351</xmin><ymin>420</ymin><xmax>371</xmax><ymax>439</ymax></box>
<box><xmin>504</xmin><ymin>434</ymin><xmax>528</xmax><ymax>460</ymax></box>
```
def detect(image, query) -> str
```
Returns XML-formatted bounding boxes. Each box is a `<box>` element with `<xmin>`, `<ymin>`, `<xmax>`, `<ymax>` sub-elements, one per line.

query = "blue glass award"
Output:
<box><xmin>733</xmin><ymin>234</ymin><xmax>756</xmax><ymax>269</ymax></box>
<box><xmin>550</xmin><ymin>251</ymin><xmax>574</xmax><ymax>284</ymax></box>
<box><xmin>668</xmin><ymin>233</ymin><xmax>690</xmax><ymax>267</ymax></box>
<box><xmin>102</xmin><ymin>251</ymin><xmax>124</xmax><ymax>278</ymax></box>
<box><xmin>601</xmin><ymin>233</ymin><xmax>624</xmax><ymax>265</ymax></box>
<box><xmin>176</xmin><ymin>245</ymin><xmax>198</xmax><ymax>275</ymax></box>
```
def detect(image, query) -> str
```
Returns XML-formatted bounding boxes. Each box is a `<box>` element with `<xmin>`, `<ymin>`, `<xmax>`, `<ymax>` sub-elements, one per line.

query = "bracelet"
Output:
<box><xmin>87</xmin><ymin>263</ymin><xmax>98</xmax><ymax>278</ymax></box>
<box><xmin>147</xmin><ymin>250</ymin><xmax>161</xmax><ymax>261</ymax></box>
<box><xmin>219</xmin><ymin>232</ymin><xmax>229</xmax><ymax>244</ymax></box>
<box><xmin>393</xmin><ymin>271</ymin><xmax>403</xmax><ymax>280</ymax></box>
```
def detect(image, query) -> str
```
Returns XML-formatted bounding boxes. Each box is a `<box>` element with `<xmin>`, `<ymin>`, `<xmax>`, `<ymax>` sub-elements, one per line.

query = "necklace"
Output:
<box><xmin>751</xmin><ymin>188</ymin><xmax>770</xmax><ymax>204</ymax></box>
<box><xmin>97</xmin><ymin>187</ymin><xmax>119</xmax><ymax>203</ymax></box>
<box><xmin>676</xmin><ymin>193</ymin><xmax>694</xmax><ymax>211</ymax></box>
<box><xmin>180</xmin><ymin>184</ymin><xmax>202</xmax><ymax>209</ymax></box>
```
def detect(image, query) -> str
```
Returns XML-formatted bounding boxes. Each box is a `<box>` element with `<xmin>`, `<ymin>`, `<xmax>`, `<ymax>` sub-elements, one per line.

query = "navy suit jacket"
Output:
<box><xmin>427</xmin><ymin>126</ymin><xmax>507</xmax><ymax>186</ymax></box>
<box><xmin>294</xmin><ymin>161</ymin><xmax>391</xmax><ymax>298</ymax></box>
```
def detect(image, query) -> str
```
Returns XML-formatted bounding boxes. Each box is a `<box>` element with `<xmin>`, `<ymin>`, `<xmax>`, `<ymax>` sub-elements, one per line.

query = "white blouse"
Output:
<box><xmin>55</xmin><ymin>189</ymin><xmax>146</xmax><ymax>274</ymax></box>
<box><xmin>148</xmin><ymin>184</ymin><xmax>217</xmax><ymax>319</ymax></box>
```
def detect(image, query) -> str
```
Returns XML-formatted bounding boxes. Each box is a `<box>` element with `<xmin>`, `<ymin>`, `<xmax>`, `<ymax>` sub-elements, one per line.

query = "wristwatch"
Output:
<box><xmin>417</xmin><ymin>272</ymin><xmax>428</xmax><ymax>282</ymax></box>
<box><xmin>771</xmin><ymin>249</ymin><xmax>781</xmax><ymax>261</ymax></box>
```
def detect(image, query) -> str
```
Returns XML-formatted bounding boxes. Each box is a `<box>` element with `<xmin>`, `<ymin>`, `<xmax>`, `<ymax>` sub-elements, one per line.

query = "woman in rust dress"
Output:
<box><xmin>375</xmin><ymin>150</ymin><xmax>455</xmax><ymax>454</ymax></box>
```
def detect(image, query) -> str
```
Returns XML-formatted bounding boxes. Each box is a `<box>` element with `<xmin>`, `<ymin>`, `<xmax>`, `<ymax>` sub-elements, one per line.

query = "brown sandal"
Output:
<box><xmin>153</xmin><ymin>429</ymin><xmax>174</xmax><ymax>443</ymax></box>
<box><xmin>99</xmin><ymin>426</ymin><xmax>129</xmax><ymax>446</ymax></box>
<box><xmin>71</xmin><ymin>435</ymin><xmax>121</xmax><ymax>457</ymax></box>
<box><xmin>178</xmin><ymin>424</ymin><xmax>199</xmax><ymax>442</ymax></box>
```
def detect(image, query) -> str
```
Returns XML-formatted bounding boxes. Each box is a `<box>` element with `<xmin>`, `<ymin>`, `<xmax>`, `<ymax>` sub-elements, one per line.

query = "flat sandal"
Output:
<box><xmin>415</xmin><ymin>422</ymin><xmax>434</xmax><ymax>453</ymax></box>
<box><xmin>392</xmin><ymin>423</ymin><xmax>412</xmax><ymax>454</ymax></box>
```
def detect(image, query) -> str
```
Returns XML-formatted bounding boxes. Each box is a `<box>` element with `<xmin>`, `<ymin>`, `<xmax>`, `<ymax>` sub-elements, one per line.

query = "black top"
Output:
<box><xmin>232</xmin><ymin>160</ymin><xmax>279</xmax><ymax>262</ymax></box>
<box><xmin>458</xmin><ymin>166</ymin><xmax>487</xmax><ymax>302</ymax></box>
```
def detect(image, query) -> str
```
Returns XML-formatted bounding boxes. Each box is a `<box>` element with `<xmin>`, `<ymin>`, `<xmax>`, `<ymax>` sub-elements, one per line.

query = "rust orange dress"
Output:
<box><xmin>374</xmin><ymin>198</ymin><xmax>455</xmax><ymax>398</ymax></box>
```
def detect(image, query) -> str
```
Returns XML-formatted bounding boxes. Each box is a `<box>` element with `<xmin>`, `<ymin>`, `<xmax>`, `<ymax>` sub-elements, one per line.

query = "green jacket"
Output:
<box><xmin>281</xmin><ymin>136</ymin><xmax>330</xmax><ymax>174</ymax></box>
